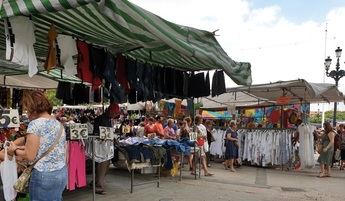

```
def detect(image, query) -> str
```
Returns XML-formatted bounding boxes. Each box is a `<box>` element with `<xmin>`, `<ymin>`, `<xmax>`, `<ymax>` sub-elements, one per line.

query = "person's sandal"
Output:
<box><xmin>204</xmin><ymin>173</ymin><xmax>214</xmax><ymax>176</ymax></box>
<box><xmin>96</xmin><ymin>189</ymin><xmax>106</xmax><ymax>195</ymax></box>
<box><xmin>317</xmin><ymin>173</ymin><xmax>327</xmax><ymax>178</ymax></box>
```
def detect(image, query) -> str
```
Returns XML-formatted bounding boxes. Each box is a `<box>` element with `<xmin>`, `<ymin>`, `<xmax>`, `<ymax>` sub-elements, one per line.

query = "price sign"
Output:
<box><xmin>0</xmin><ymin>109</ymin><xmax>20</xmax><ymax>128</ymax></box>
<box><xmin>70</xmin><ymin>124</ymin><xmax>88</xmax><ymax>140</ymax></box>
<box><xmin>189</xmin><ymin>132</ymin><xmax>198</xmax><ymax>141</ymax></box>
<box><xmin>99</xmin><ymin>126</ymin><xmax>113</xmax><ymax>140</ymax></box>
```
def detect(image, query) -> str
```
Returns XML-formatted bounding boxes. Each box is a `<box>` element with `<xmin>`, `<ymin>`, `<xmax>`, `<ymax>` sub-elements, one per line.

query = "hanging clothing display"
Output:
<box><xmin>210</xmin><ymin>129</ymin><xmax>226</xmax><ymax>157</ymax></box>
<box><xmin>4</xmin><ymin>19</ymin><xmax>14</xmax><ymax>61</ymax></box>
<box><xmin>72</xmin><ymin>84</ymin><xmax>90</xmax><ymax>105</ymax></box>
<box><xmin>76</xmin><ymin>40</ymin><xmax>102</xmax><ymax>89</ymax></box>
<box><xmin>44</xmin><ymin>24</ymin><xmax>58</xmax><ymax>72</ymax></box>
<box><xmin>8</xmin><ymin>16</ymin><xmax>38</xmax><ymax>77</ymax></box>
<box><xmin>85</xmin><ymin>139</ymin><xmax>114</xmax><ymax>163</ymax></box>
<box><xmin>211</xmin><ymin>70</ymin><xmax>226</xmax><ymax>97</ymax></box>
<box><xmin>116</xmin><ymin>54</ymin><xmax>130</xmax><ymax>94</ymax></box>
<box><xmin>68</xmin><ymin>141</ymin><xmax>86</xmax><ymax>191</ymax></box>
<box><xmin>89</xmin><ymin>46</ymin><xmax>106</xmax><ymax>78</ymax></box>
<box><xmin>297</xmin><ymin>123</ymin><xmax>315</xmax><ymax>168</ymax></box>
<box><xmin>103</xmin><ymin>52</ymin><xmax>126</xmax><ymax>103</ymax></box>
<box><xmin>238</xmin><ymin>129</ymin><xmax>293</xmax><ymax>167</ymax></box>
<box><xmin>189</xmin><ymin>72</ymin><xmax>210</xmax><ymax>98</ymax></box>
<box><xmin>57</xmin><ymin>34</ymin><xmax>78</xmax><ymax>76</ymax></box>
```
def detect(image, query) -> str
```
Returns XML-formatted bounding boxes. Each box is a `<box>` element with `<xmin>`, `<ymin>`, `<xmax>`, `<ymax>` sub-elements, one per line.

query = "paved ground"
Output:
<box><xmin>64</xmin><ymin>163</ymin><xmax>345</xmax><ymax>201</ymax></box>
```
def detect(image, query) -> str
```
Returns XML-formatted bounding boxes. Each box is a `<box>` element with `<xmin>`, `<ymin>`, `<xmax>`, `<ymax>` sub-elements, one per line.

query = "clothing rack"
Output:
<box><xmin>113</xmin><ymin>143</ymin><xmax>162</xmax><ymax>193</ymax></box>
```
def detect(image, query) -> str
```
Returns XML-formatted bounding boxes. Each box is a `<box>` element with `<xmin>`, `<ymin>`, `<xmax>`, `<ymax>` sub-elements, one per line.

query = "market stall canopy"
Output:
<box><xmin>226</xmin><ymin>79</ymin><xmax>345</xmax><ymax>104</ymax></box>
<box><xmin>0</xmin><ymin>73</ymin><xmax>57</xmax><ymax>89</ymax></box>
<box><xmin>200</xmin><ymin>91</ymin><xmax>272</xmax><ymax>110</ymax></box>
<box><xmin>0</xmin><ymin>0</ymin><xmax>252</xmax><ymax>86</ymax></box>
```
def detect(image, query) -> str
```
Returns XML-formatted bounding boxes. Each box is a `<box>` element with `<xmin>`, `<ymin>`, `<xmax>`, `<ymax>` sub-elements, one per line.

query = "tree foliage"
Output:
<box><xmin>45</xmin><ymin>89</ymin><xmax>62</xmax><ymax>106</ymax></box>
<box><xmin>310</xmin><ymin>111</ymin><xmax>345</xmax><ymax>123</ymax></box>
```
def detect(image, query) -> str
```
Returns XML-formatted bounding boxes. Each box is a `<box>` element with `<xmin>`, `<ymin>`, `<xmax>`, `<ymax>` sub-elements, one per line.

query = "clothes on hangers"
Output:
<box><xmin>44</xmin><ymin>24</ymin><xmax>58</xmax><ymax>72</ymax></box>
<box><xmin>57</xmin><ymin>34</ymin><xmax>78</xmax><ymax>76</ymax></box>
<box><xmin>76</xmin><ymin>40</ymin><xmax>102</xmax><ymax>89</ymax></box>
<box><xmin>103</xmin><ymin>52</ymin><xmax>126</xmax><ymax>103</ymax></box>
<box><xmin>8</xmin><ymin>16</ymin><xmax>38</xmax><ymax>77</ymax></box>
<box><xmin>210</xmin><ymin>129</ymin><xmax>226</xmax><ymax>157</ymax></box>
<box><xmin>89</xmin><ymin>46</ymin><xmax>106</xmax><ymax>78</ymax></box>
<box><xmin>211</xmin><ymin>70</ymin><xmax>226</xmax><ymax>97</ymax></box>
<box><xmin>238</xmin><ymin>129</ymin><xmax>293</xmax><ymax>167</ymax></box>
<box><xmin>116</xmin><ymin>54</ymin><xmax>130</xmax><ymax>94</ymax></box>
<box><xmin>67</xmin><ymin>141</ymin><xmax>86</xmax><ymax>191</ymax></box>
<box><xmin>297</xmin><ymin>123</ymin><xmax>315</xmax><ymax>168</ymax></box>
<box><xmin>189</xmin><ymin>72</ymin><xmax>210</xmax><ymax>98</ymax></box>
<box><xmin>85</xmin><ymin>139</ymin><xmax>114</xmax><ymax>163</ymax></box>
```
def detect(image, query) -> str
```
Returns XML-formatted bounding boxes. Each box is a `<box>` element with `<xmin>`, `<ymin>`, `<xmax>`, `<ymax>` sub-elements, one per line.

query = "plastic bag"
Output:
<box><xmin>0</xmin><ymin>144</ymin><xmax>18</xmax><ymax>201</ymax></box>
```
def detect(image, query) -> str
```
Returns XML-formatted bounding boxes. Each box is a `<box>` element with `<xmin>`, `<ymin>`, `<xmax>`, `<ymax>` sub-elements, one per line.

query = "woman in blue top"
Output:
<box><xmin>224</xmin><ymin>121</ymin><xmax>239</xmax><ymax>172</ymax></box>
<box><xmin>7</xmin><ymin>90</ymin><xmax>67</xmax><ymax>201</ymax></box>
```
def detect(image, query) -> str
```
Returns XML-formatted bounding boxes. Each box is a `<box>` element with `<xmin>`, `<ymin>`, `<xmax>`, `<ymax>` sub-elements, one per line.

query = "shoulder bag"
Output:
<box><xmin>14</xmin><ymin>123</ymin><xmax>64</xmax><ymax>193</ymax></box>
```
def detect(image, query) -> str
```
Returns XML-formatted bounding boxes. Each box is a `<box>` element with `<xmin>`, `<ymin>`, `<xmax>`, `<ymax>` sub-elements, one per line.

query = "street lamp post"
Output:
<box><xmin>324</xmin><ymin>47</ymin><xmax>345</xmax><ymax>127</ymax></box>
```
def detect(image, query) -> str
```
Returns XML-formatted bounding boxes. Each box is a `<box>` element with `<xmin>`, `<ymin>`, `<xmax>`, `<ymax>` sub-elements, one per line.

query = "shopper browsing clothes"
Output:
<box><xmin>191</xmin><ymin>115</ymin><xmax>214</xmax><ymax>176</ymax></box>
<box><xmin>317</xmin><ymin>122</ymin><xmax>336</xmax><ymax>178</ymax></box>
<box><xmin>93</xmin><ymin>103</ymin><xmax>121</xmax><ymax>195</ymax></box>
<box><xmin>205</xmin><ymin>120</ymin><xmax>215</xmax><ymax>167</ymax></box>
<box><xmin>1</xmin><ymin>90</ymin><xmax>67</xmax><ymax>201</ymax></box>
<box><xmin>224</xmin><ymin>121</ymin><xmax>239</xmax><ymax>172</ymax></box>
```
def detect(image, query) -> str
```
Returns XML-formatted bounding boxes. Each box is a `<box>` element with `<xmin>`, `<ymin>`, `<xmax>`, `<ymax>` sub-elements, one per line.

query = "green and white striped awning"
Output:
<box><xmin>0</xmin><ymin>0</ymin><xmax>252</xmax><ymax>86</ymax></box>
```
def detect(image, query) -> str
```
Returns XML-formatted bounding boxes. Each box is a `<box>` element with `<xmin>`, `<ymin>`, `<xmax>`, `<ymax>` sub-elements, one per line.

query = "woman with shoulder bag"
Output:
<box><xmin>317</xmin><ymin>122</ymin><xmax>336</xmax><ymax>178</ymax></box>
<box><xmin>2</xmin><ymin>90</ymin><xmax>67</xmax><ymax>201</ymax></box>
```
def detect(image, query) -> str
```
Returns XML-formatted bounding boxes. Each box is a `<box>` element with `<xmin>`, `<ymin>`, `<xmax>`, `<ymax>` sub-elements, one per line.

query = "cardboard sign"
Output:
<box><xmin>189</xmin><ymin>132</ymin><xmax>198</xmax><ymax>141</ymax></box>
<box><xmin>0</xmin><ymin>109</ymin><xmax>20</xmax><ymax>128</ymax></box>
<box><xmin>276</xmin><ymin>96</ymin><xmax>291</xmax><ymax>105</ymax></box>
<box><xmin>70</xmin><ymin>123</ymin><xmax>88</xmax><ymax>140</ymax></box>
<box><xmin>99</xmin><ymin>126</ymin><xmax>119</xmax><ymax>140</ymax></box>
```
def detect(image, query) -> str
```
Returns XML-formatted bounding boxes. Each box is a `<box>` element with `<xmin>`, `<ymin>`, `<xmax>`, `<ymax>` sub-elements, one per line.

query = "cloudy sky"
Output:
<box><xmin>130</xmin><ymin>0</ymin><xmax>345</xmax><ymax>111</ymax></box>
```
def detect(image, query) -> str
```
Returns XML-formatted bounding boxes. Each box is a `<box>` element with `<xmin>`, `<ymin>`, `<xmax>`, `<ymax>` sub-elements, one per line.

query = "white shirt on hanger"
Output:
<box><xmin>9</xmin><ymin>16</ymin><xmax>38</xmax><ymax>77</ymax></box>
<box><xmin>57</xmin><ymin>34</ymin><xmax>78</xmax><ymax>76</ymax></box>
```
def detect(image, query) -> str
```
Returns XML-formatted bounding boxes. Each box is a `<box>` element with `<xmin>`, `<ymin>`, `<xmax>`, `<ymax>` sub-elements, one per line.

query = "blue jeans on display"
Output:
<box><xmin>29</xmin><ymin>166</ymin><xmax>67</xmax><ymax>201</ymax></box>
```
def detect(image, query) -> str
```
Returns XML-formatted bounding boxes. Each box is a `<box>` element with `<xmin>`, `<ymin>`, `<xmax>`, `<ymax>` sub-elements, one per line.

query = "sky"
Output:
<box><xmin>130</xmin><ymin>0</ymin><xmax>345</xmax><ymax>111</ymax></box>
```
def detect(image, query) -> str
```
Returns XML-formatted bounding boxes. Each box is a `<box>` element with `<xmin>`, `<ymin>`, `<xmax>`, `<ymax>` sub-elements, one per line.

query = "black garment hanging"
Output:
<box><xmin>182</xmin><ymin>72</ymin><xmax>190</xmax><ymax>97</ymax></box>
<box><xmin>56</xmin><ymin>81</ymin><xmax>73</xmax><ymax>104</ymax></box>
<box><xmin>143</xmin><ymin>64</ymin><xmax>154</xmax><ymax>101</ymax></box>
<box><xmin>93</xmin><ymin>88</ymin><xmax>102</xmax><ymax>103</ymax></box>
<box><xmin>89</xmin><ymin>46</ymin><xmax>106</xmax><ymax>78</ymax></box>
<box><xmin>212</xmin><ymin>70</ymin><xmax>226</xmax><ymax>97</ymax></box>
<box><xmin>103</xmin><ymin>53</ymin><xmax>127</xmax><ymax>103</ymax></box>
<box><xmin>128</xmin><ymin>89</ymin><xmax>137</xmax><ymax>104</ymax></box>
<box><xmin>126</xmin><ymin>59</ymin><xmax>137</xmax><ymax>89</ymax></box>
<box><xmin>175</xmin><ymin>70</ymin><xmax>184</xmax><ymax>97</ymax></box>
<box><xmin>203</xmin><ymin>71</ymin><xmax>211</xmax><ymax>97</ymax></box>
<box><xmin>189</xmin><ymin>72</ymin><xmax>209</xmax><ymax>98</ymax></box>
<box><xmin>73</xmin><ymin>84</ymin><xmax>90</xmax><ymax>105</ymax></box>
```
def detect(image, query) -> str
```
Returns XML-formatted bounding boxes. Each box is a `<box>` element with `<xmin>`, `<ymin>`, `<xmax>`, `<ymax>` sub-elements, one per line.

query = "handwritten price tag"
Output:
<box><xmin>99</xmin><ymin>127</ymin><xmax>120</xmax><ymax>140</ymax></box>
<box><xmin>70</xmin><ymin>124</ymin><xmax>88</xmax><ymax>140</ymax></box>
<box><xmin>0</xmin><ymin>109</ymin><xmax>20</xmax><ymax>128</ymax></box>
<box><xmin>189</xmin><ymin>132</ymin><xmax>198</xmax><ymax>141</ymax></box>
